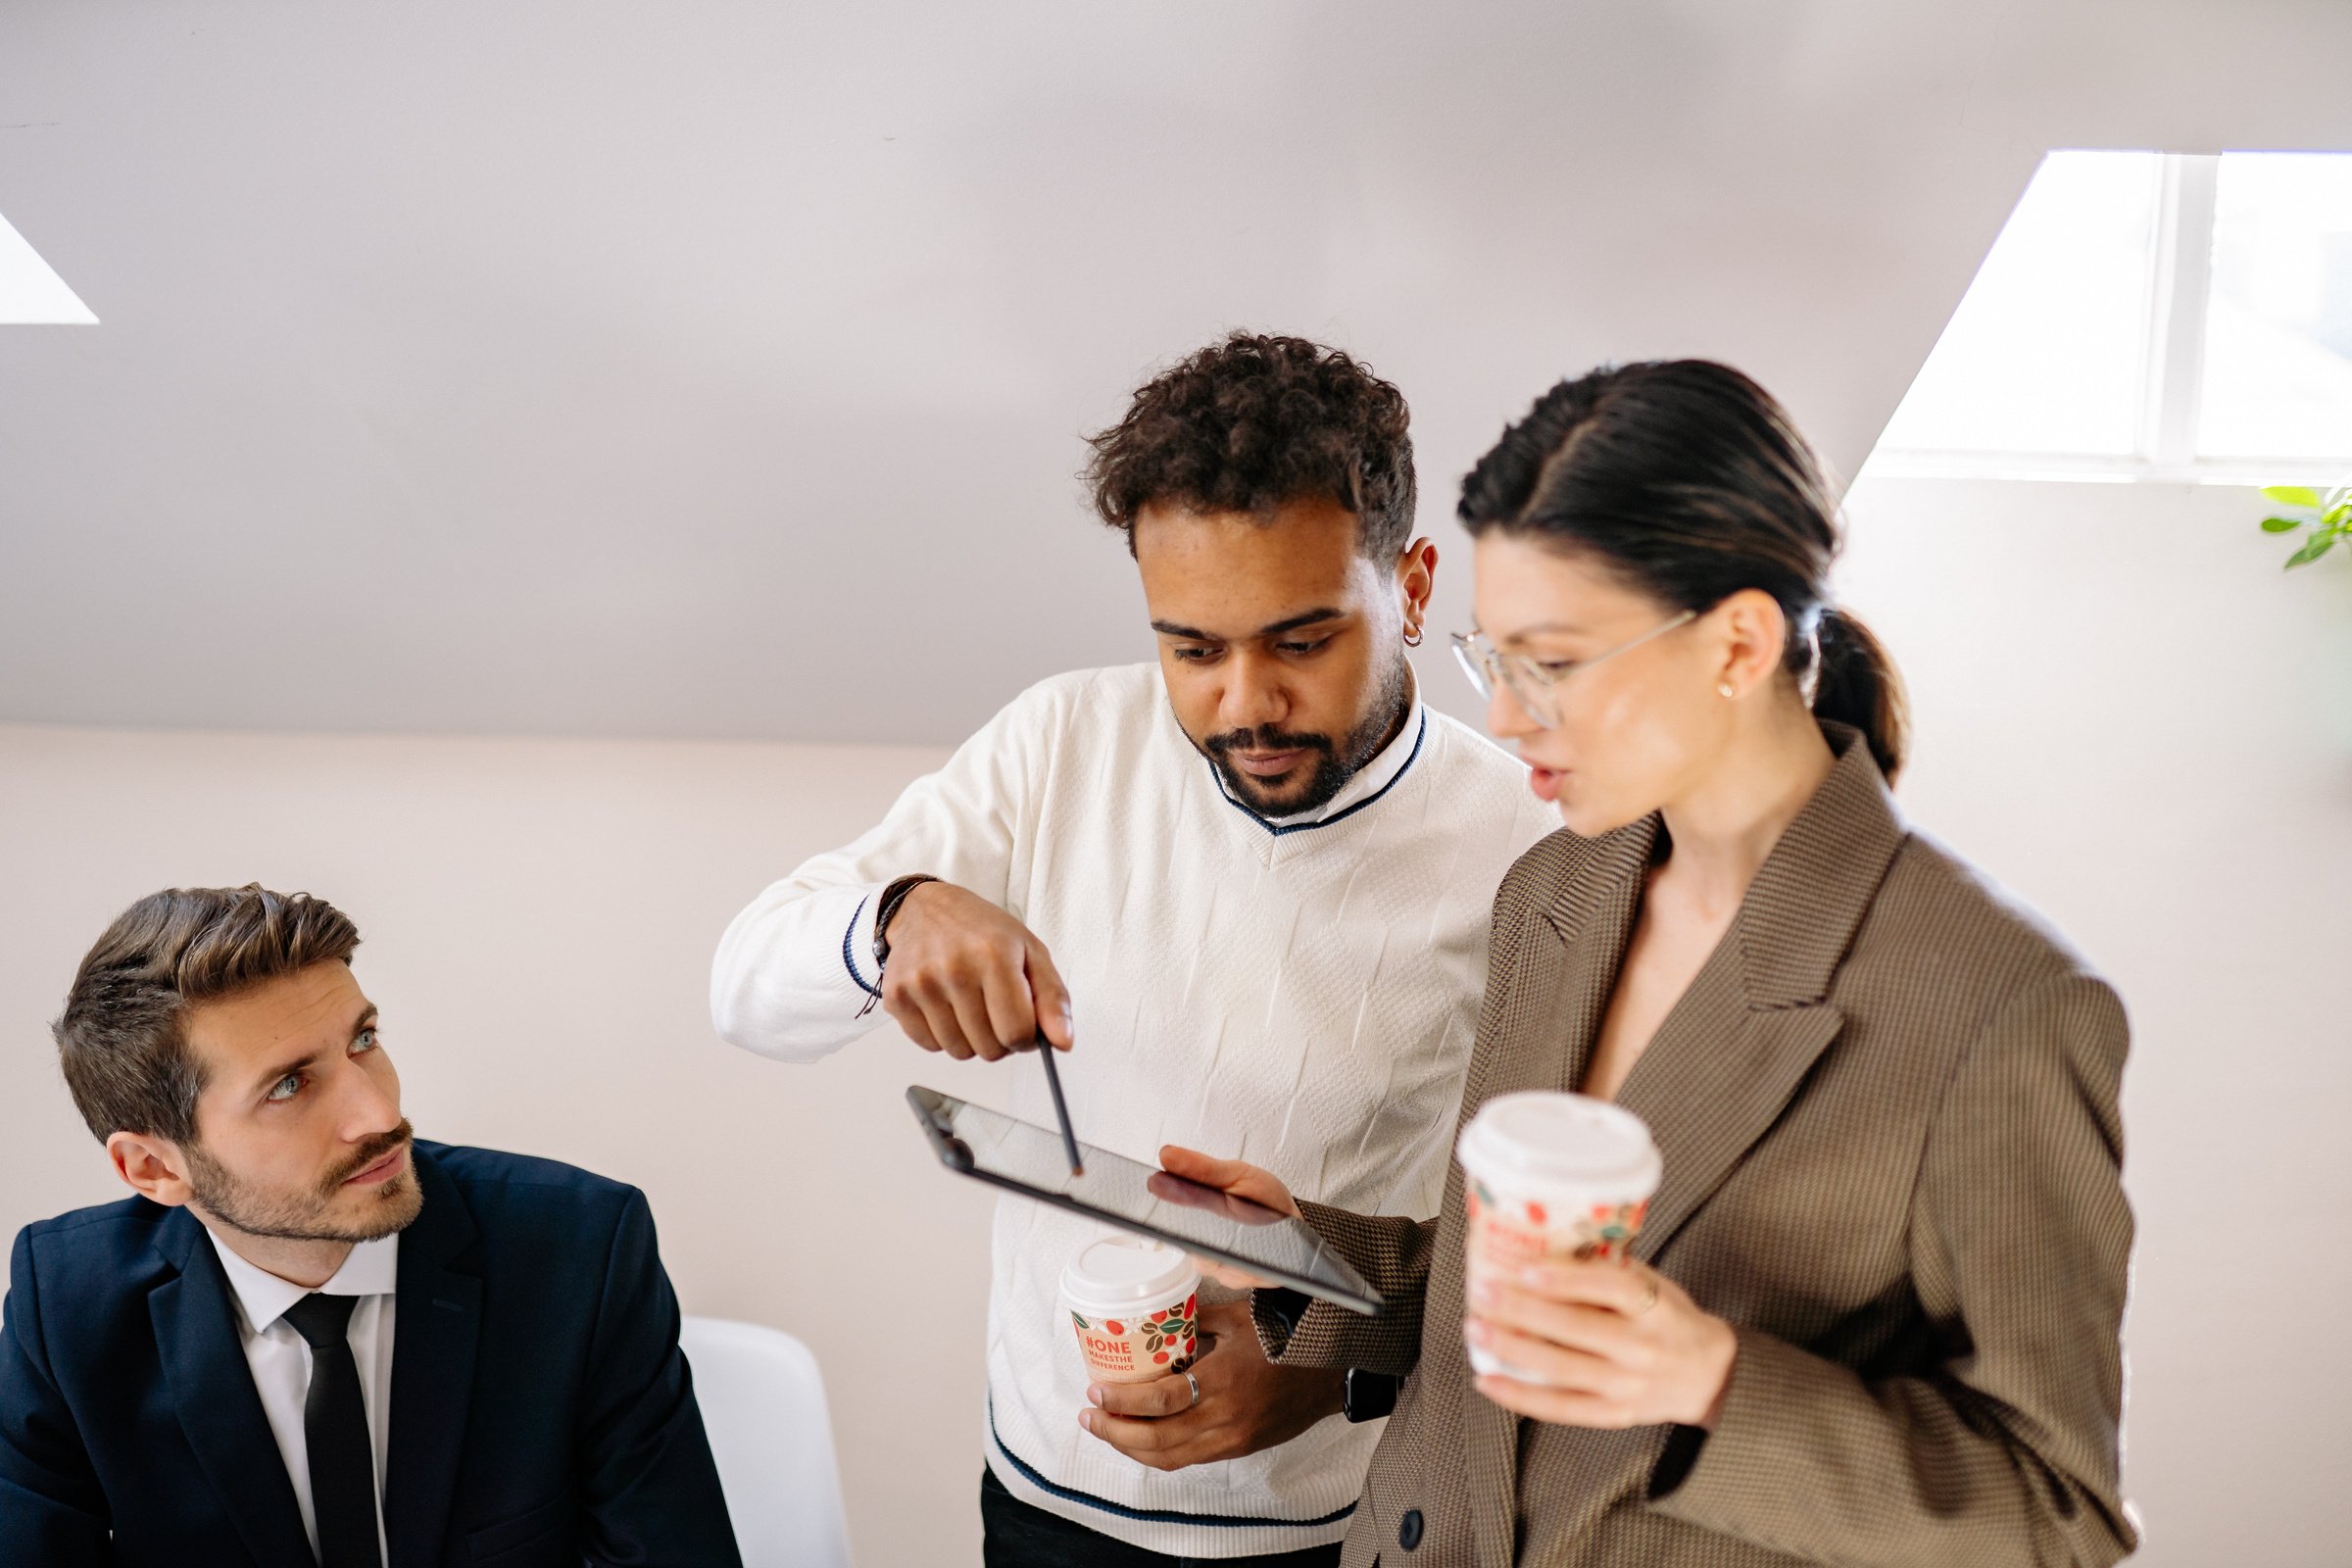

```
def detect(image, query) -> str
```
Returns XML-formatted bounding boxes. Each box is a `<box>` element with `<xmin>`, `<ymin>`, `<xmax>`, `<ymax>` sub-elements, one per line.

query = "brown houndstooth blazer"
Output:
<box><xmin>1257</xmin><ymin>725</ymin><xmax>2136</xmax><ymax>1567</ymax></box>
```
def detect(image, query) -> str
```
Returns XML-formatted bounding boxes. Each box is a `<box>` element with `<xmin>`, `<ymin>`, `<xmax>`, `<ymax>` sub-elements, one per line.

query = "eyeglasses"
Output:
<box><xmin>1450</xmin><ymin>609</ymin><xmax>1697</xmax><ymax>728</ymax></box>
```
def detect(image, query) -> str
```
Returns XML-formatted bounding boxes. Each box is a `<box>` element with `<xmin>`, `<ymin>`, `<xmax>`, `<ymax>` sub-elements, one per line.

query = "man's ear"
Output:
<box><xmin>107</xmin><ymin>1130</ymin><xmax>197</xmax><ymax>1209</ymax></box>
<box><xmin>1396</xmin><ymin>537</ymin><xmax>1439</xmax><ymax>639</ymax></box>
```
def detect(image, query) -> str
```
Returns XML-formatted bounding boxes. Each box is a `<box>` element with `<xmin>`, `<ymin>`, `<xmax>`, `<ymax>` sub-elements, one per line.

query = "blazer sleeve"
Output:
<box><xmin>575</xmin><ymin>1192</ymin><xmax>745</xmax><ymax>1568</ymax></box>
<box><xmin>0</xmin><ymin>1228</ymin><xmax>110</xmax><ymax>1567</ymax></box>
<box><xmin>1250</xmin><ymin>1205</ymin><xmax>1441</xmax><ymax>1377</ymax></box>
<box><xmin>1648</xmin><ymin>970</ymin><xmax>2137</xmax><ymax>1568</ymax></box>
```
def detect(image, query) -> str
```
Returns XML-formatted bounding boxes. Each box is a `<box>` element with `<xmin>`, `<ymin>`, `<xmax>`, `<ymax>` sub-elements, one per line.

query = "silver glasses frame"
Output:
<box><xmin>1449</xmin><ymin>609</ymin><xmax>1699</xmax><ymax>728</ymax></box>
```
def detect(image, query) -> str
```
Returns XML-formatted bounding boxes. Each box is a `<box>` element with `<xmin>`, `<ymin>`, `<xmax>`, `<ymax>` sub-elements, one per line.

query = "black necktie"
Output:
<box><xmin>281</xmin><ymin>1293</ymin><xmax>383</xmax><ymax>1568</ymax></box>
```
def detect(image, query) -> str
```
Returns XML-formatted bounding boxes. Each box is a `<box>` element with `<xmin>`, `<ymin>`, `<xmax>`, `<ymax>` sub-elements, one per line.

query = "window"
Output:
<box><xmin>1866</xmin><ymin>150</ymin><xmax>2352</xmax><ymax>481</ymax></box>
<box><xmin>0</xmin><ymin>208</ymin><xmax>96</xmax><ymax>325</ymax></box>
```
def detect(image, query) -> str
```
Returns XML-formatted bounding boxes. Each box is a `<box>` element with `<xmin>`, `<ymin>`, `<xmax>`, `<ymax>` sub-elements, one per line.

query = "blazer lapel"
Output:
<box><xmin>1617</xmin><ymin>726</ymin><xmax>1909</xmax><ymax>1265</ymax></box>
<box><xmin>1532</xmin><ymin>817</ymin><xmax>1657</xmax><ymax>1099</ymax></box>
<box><xmin>148</xmin><ymin>1207</ymin><xmax>317</xmax><ymax>1566</ymax></box>
<box><xmin>382</xmin><ymin>1147</ymin><xmax>484</xmax><ymax>1568</ymax></box>
<box><xmin>1619</xmin><ymin>998</ymin><xmax>1847</xmax><ymax>1264</ymax></box>
<box><xmin>1464</xmin><ymin>818</ymin><xmax>1656</xmax><ymax>1568</ymax></box>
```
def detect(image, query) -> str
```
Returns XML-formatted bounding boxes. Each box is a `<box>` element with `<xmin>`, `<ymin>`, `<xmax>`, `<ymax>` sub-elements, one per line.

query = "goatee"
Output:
<box><xmin>1200</xmin><ymin>656</ymin><xmax>1413</xmax><ymax>817</ymax></box>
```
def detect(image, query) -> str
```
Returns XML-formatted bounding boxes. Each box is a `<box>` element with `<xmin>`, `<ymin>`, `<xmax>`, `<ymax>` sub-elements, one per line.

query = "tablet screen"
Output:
<box><xmin>906</xmin><ymin>1086</ymin><xmax>1384</xmax><ymax>1315</ymax></box>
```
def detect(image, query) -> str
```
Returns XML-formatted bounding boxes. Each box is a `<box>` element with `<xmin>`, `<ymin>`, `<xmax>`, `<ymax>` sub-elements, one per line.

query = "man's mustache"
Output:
<box><xmin>1203</xmin><ymin>727</ymin><xmax>1335</xmax><ymax>760</ymax></box>
<box><xmin>323</xmin><ymin>1119</ymin><xmax>416</xmax><ymax>1190</ymax></box>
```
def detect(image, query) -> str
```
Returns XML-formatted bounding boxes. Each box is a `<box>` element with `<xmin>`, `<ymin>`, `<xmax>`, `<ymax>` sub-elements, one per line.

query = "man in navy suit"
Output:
<box><xmin>0</xmin><ymin>884</ymin><xmax>742</xmax><ymax>1567</ymax></box>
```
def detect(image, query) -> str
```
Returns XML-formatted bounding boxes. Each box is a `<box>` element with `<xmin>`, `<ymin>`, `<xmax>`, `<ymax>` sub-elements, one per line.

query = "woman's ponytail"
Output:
<box><xmin>1812</xmin><ymin>608</ymin><xmax>1908</xmax><ymax>786</ymax></box>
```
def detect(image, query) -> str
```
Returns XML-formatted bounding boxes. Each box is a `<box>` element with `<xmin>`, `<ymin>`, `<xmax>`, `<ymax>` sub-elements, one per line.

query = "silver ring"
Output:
<box><xmin>1185</xmin><ymin>1370</ymin><xmax>1201</xmax><ymax>1409</ymax></box>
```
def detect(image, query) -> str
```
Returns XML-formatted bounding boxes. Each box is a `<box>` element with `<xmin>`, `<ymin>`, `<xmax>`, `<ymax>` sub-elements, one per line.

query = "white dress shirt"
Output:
<box><xmin>208</xmin><ymin>1229</ymin><xmax>399</xmax><ymax>1564</ymax></box>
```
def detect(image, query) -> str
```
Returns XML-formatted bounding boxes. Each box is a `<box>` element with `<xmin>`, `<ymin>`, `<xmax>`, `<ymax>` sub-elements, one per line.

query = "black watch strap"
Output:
<box><xmin>871</xmin><ymin>874</ymin><xmax>941</xmax><ymax>966</ymax></box>
<box><xmin>1344</xmin><ymin>1368</ymin><xmax>1399</xmax><ymax>1423</ymax></box>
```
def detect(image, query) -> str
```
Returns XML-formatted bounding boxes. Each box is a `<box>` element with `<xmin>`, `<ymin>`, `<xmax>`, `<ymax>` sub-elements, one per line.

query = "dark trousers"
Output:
<box><xmin>980</xmin><ymin>1466</ymin><xmax>1345</xmax><ymax>1568</ymax></box>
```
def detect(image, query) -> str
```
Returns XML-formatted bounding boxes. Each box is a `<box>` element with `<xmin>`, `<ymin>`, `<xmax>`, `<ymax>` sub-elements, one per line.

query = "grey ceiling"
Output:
<box><xmin>4</xmin><ymin>0</ymin><xmax>2349</xmax><ymax>744</ymax></box>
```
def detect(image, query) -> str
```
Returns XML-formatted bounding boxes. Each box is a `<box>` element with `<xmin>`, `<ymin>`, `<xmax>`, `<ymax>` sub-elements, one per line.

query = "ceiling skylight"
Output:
<box><xmin>0</xmin><ymin>209</ymin><xmax>97</xmax><ymax>324</ymax></box>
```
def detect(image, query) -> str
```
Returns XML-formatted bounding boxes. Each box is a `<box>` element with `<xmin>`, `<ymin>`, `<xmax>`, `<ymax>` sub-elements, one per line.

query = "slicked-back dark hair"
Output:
<box><xmin>53</xmin><ymin>885</ymin><xmax>362</xmax><ymax>1144</ymax></box>
<box><xmin>1458</xmin><ymin>360</ymin><xmax>1909</xmax><ymax>783</ymax></box>
<box><xmin>1085</xmin><ymin>331</ymin><xmax>1416</xmax><ymax>560</ymax></box>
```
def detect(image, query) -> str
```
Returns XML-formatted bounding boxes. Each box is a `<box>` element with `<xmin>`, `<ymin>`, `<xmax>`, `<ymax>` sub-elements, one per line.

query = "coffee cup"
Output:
<box><xmin>1456</xmin><ymin>1091</ymin><xmax>1661</xmax><ymax>1380</ymax></box>
<box><xmin>1060</xmin><ymin>1236</ymin><xmax>1200</xmax><ymax>1386</ymax></box>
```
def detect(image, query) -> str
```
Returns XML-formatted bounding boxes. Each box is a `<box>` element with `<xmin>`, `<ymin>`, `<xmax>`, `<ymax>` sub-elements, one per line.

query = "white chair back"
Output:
<box><xmin>680</xmin><ymin>1315</ymin><xmax>856</xmax><ymax>1568</ymax></box>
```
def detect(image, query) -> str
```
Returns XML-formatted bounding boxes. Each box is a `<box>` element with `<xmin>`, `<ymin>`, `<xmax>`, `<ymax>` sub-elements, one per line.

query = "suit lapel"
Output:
<box><xmin>148</xmin><ymin>1207</ymin><xmax>317</xmax><ymax>1566</ymax></box>
<box><xmin>382</xmin><ymin>1147</ymin><xmax>484</xmax><ymax>1568</ymax></box>
<box><xmin>1465</xmin><ymin>818</ymin><xmax>1656</xmax><ymax>1568</ymax></box>
<box><xmin>1617</xmin><ymin>726</ymin><xmax>1908</xmax><ymax>1265</ymax></box>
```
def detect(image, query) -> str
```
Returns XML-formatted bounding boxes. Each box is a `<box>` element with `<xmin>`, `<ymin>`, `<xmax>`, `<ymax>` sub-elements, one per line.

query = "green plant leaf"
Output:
<box><xmin>2261</xmin><ymin>515</ymin><xmax>2306</xmax><ymax>532</ymax></box>
<box><xmin>2285</xmin><ymin>534</ymin><xmax>2335</xmax><ymax>567</ymax></box>
<box><xmin>2326</xmin><ymin>501</ymin><xmax>2352</xmax><ymax>526</ymax></box>
<box><xmin>2264</xmin><ymin>485</ymin><xmax>2325</xmax><ymax>507</ymax></box>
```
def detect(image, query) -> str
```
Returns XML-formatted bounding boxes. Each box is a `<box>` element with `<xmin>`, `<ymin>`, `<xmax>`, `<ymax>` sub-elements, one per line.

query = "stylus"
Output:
<box><xmin>1034</xmin><ymin>1031</ymin><xmax>1084</xmax><ymax>1176</ymax></box>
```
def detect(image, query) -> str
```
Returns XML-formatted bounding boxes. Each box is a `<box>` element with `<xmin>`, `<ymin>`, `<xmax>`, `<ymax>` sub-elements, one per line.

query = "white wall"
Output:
<box><xmin>1838</xmin><ymin>474</ymin><xmax>2352</xmax><ymax>1567</ymax></box>
<box><xmin>6</xmin><ymin>0</ymin><xmax>2351</xmax><ymax>746</ymax></box>
<box><xmin>3</xmin><ymin>475</ymin><xmax>2348</xmax><ymax>1564</ymax></box>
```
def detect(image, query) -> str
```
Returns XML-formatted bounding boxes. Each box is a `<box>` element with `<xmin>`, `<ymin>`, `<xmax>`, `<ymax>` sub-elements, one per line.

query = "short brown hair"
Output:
<box><xmin>54</xmin><ymin>885</ymin><xmax>362</xmax><ymax>1144</ymax></box>
<box><xmin>1084</xmin><ymin>331</ymin><xmax>1417</xmax><ymax>560</ymax></box>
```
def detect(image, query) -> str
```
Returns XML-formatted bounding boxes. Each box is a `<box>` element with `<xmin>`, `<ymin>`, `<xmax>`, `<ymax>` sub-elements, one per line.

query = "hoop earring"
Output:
<box><xmin>1403</xmin><ymin>626</ymin><xmax>1424</xmax><ymax>648</ymax></box>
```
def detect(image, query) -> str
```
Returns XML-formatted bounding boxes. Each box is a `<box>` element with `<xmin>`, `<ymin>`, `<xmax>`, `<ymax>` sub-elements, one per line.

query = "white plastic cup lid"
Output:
<box><xmin>1457</xmin><ymin>1091</ymin><xmax>1661</xmax><ymax>1198</ymax></box>
<box><xmin>1059</xmin><ymin>1236</ymin><xmax>1199</xmax><ymax>1314</ymax></box>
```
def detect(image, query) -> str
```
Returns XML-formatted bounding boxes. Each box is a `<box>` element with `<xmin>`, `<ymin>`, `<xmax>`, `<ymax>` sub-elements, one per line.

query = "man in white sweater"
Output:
<box><xmin>710</xmin><ymin>333</ymin><xmax>1554</xmax><ymax>1566</ymax></box>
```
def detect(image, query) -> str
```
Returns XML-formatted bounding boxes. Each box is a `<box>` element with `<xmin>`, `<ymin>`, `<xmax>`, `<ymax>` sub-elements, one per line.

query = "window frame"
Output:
<box><xmin>1862</xmin><ymin>152</ymin><xmax>2351</xmax><ymax>486</ymax></box>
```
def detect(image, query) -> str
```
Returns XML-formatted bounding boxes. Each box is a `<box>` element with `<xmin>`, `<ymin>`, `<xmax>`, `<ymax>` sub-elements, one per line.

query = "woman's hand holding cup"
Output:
<box><xmin>1466</xmin><ymin>1258</ymin><xmax>1737</xmax><ymax>1431</ymax></box>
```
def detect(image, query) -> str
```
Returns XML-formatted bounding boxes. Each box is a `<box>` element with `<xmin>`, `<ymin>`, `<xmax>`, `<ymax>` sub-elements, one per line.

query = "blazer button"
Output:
<box><xmin>1397</xmin><ymin>1508</ymin><xmax>1424</xmax><ymax>1550</ymax></box>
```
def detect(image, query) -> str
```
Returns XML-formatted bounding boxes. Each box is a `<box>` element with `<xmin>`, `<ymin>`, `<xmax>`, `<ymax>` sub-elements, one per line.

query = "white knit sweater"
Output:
<box><xmin>711</xmin><ymin>663</ymin><xmax>1555</xmax><ymax>1557</ymax></box>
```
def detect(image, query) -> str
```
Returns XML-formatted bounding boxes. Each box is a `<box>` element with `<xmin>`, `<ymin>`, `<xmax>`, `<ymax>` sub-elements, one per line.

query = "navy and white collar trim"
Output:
<box><xmin>1209</xmin><ymin>706</ymin><xmax>1430</xmax><ymax>838</ymax></box>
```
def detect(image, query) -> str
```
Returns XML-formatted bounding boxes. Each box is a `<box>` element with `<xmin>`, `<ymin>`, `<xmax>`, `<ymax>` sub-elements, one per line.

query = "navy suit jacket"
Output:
<box><xmin>0</xmin><ymin>1142</ymin><xmax>742</xmax><ymax>1566</ymax></box>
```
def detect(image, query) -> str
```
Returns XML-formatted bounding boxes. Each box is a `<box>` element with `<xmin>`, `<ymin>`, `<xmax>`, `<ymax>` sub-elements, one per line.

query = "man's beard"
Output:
<box><xmin>1200</xmin><ymin>656</ymin><xmax>1413</xmax><ymax>817</ymax></box>
<box><xmin>185</xmin><ymin>1119</ymin><xmax>422</xmax><ymax>1244</ymax></box>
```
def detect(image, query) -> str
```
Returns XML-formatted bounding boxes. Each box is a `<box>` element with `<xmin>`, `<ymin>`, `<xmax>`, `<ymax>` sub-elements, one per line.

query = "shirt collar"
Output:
<box><xmin>208</xmin><ymin>1227</ymin><xmax>401</xmax><ymax>1335</ymax></box>
<box><xmin>1221</xmin><ymin>664</ymin><xmax>1428</xmax><ymax>829</ymax></box>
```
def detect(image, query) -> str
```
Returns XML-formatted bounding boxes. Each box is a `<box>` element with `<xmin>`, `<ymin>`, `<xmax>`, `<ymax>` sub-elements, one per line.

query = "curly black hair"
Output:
<box><xmin>1084</xmin><ymin>331</ymin><xmax>1416</xmax><ymax>560</ymax></box>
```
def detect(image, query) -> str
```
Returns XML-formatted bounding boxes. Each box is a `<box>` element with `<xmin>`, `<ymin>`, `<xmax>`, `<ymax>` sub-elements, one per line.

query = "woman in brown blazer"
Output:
<box><xmin>1154</xmin><ymin>362</ymin><xmax>2136</xmax><ymax>1566</ymax></box>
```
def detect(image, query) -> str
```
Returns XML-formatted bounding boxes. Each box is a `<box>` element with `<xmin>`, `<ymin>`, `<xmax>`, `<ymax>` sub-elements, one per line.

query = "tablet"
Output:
<box><xmin>906</xmin><ymin>1086</ymin><xmax>1384</xmax><ymax>1316</ymax></box>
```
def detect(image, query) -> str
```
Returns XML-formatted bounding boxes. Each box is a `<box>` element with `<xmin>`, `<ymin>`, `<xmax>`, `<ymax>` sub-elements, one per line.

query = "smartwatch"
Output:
<box><xmin>1344</xmin><ymin>1368</ymin><xmax>1399</xmax><ymax>1423</ymax></box>
<box><xmin>1258</xmin><ymin>1290</ymin><xmax>1397</xmax><ymax>1422</ymax></box>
